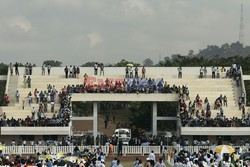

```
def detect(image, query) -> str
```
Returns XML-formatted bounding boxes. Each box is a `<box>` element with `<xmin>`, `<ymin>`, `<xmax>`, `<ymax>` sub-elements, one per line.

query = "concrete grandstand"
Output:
<box><xmin>0</xmin><ymin>66</ymin><xmax>250</xmax><ymax>145</ymax></box>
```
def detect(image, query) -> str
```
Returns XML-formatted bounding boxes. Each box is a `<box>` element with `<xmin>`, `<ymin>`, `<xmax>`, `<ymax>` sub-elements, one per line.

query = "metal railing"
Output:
<box><xmin>4</xmin><ymin>67</ymin><xmax>10</xmax><ymax>95</ymax></box>
<box><xmin>240</xmin><ymin>66</ymin><xmax>247</xmax><ymax>105</ymax></box>
<box><xmin>2</xmin><ymin>145</ymin><xmax>249</xmax><ymax>155</ymax></box>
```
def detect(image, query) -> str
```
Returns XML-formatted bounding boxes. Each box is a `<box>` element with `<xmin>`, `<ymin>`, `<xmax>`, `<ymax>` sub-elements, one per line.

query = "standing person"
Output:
<box><xmin>223</xmin><ymin>95</ymin><xmax>227</xmax><ymax>107</ymax></box>
<box><xmin>22</xmin><ymin>99</ymin><xmax>25</xmax><ymax>110</ymax></box>
<box><xmin>27</xmin><ymin>76</ymin><xmax>31</xmax><ymax>88</ymax></box>
<box><xmin>216</xmin><ymin>67</ymin><xmax>220</xmax><ymax>78</ymax></box>
<box><xmin>238</xmin><ymin>97</ymin><xmax>242</xmax><ymax>110</ymax></box>
<box><xmin>177</xmin><ymin>66</ymin><xmax>182</xmax><ymax>78</ymax></box>
<box><xmin>241</xmin><ymin>91</ymin><xmax>245</xmax><ymax>104</ymax></box>
<box><xmin>142</xmin><ymin>66</ymin><xmax>146</xmax><ymax>78</ymax></box>
<box><xmin>118</xmin><ymin>140</ymin><xmax>123</xmax><ymax>157</ymax></box>
<box><xmin>15</xmin><ymin>62</ymin><xmax>19</xmax><ymax>75</ymax></box>
<box><xmin>242</xmin><ymin>105</ymin><xmax>245</xmax><ymax>116</ymax></box>
<box><xmin>15</xmin><ymin>90</ymin><xmax>20</xmax><ymax>103</ymax></box>
<box><xmin>31</xmin><ymin>107</ymin><xmax>35</xmax><ymax>119</ymax></box>
<box><xmin>100</xmin><ymin>63</ymin><xmax>104</xmax><ymax>76</ymax></box>
<box><xmin>64</xmin><ymin>66</ymin><xmax>69</xmax><ymax>78</ymax></box>
<box><xmin>94</xmin><ymin>63</ymin><xmax>98</xmax><ymax>75</ymax></box>
<box><xmin>199</xmin><ymin>67</ymin><xmax>203</xmax><ymax>78</ymax></box>
<box><xmin>162</xmin><ymin>147</ymin><xmax>167</xmax><ymax>161</ymax></box>
<box><xmin>3</xmin><ymin>94</ymin><xmax>9</xmax><ymax>106</ymax></box>
<box><xmin>109</xmin><ymin>143</ymin><xmax>114</xmax><ymax>157</ymax></box>
<box><xmin>129</xmin><ymin>66</ymin><xmax>133</xmax><ymax>78</ymax></box>
<box><xmin>25</xmin><ymin>63</ymin><xmax>29</xmax><ymax>75</ymax></box>
<box><xmin>51</xmin><ymin>101</ymin><xmax>55</xmax><ymax>113</ymax></box>
<box><xmin>41</xmin><ymin>63</ymin><xmax>46</xmax><ymax>75</ymax></box>
<box><xmin>125</xmin><ymin>66</ymin><xmax>129</xmax><ymax>78</ymax></box>
<box><xmin>148</xmin><ymin>150</ymin><xmax>156</xmax><ymax>166</ymax></box>
<box><xmin>73</xmin><ymin>65</ymin><xmax>77</xmax><ymax>78</ymax></box>
<box><xmin>204</xmin><ymin>67</ymin><xmax>207</xmax><ymax>78</ymax></box>
<box><xmin>220</xmin><ymin>107</ymin><xmax>224</xmax><ymax>116</ymax></box>
<box><xmin>84</xmin><ymin>73</ymin><xmax>88</xmax><ymax>86</ymax></box>
<box><xmin>29</xmin><ymin>63</ymin><xmax>33</xmax><ymax>75</ymax></box>
<box><xmin>23</xmin><ymin>75</ymin><xmax>27</xmax><ymax>88</ymax></box>
<box><xmin>134</xmin><ymin>66</ymin><xmax>139</xmax><ymax>78</ymax></box>
<box><xmin>9</xmin><ymin>63</ymin><xmax>13</xmax><ymax>76</ymax></box>
<box><xmin>28</xmin><ymin>94</ymin><xmax>32</xmax><ymax>106</ymax></box>
<box><xmin>212</xmin><ymin>66</ymin><xmax>216</xmax><ymax>78</ymax></box>
<box><xmin>76</xmin><ymin>66</ymin><xmax>80</xmax><ymax>78</ymax></box>
<box><xmin>69</xmin><ymin>65</ymin><xmax>73</xmax><ymax>78</ymax></box>
<box><xmin>47</xmin><ymin>64</ymin><xmax>51</xmax><ymax>75</ymax></box>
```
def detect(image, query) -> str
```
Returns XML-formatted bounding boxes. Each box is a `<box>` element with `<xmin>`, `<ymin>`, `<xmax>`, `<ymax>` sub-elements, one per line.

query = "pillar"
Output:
<box><xmin>93</xmin><ymin>102</ymin><xmax>98</xmax><ymax>145</ymax></box>
<box><xmin>152</xmin><ymin>102</ymin><xmax>157</xmax><ymax>136</ymax></box>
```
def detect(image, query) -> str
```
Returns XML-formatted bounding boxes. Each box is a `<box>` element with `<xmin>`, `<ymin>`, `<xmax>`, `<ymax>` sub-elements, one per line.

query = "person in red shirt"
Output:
<box><xmin>3</xmin><ymin>94</ymin><xmax>9</xmax><ymax>105</ymax></box>
<box><xmin>142</xmin><ymin>66</ymin><xmax>146</xmax><ymax>78</ymax></box>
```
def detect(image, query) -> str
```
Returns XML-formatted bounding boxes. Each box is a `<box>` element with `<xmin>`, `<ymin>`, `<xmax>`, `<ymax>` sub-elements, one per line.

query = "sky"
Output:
<box><xmin>0</xmin><ymin>0</ymin><xmax>249</xmax><ymax>66</ymax></box>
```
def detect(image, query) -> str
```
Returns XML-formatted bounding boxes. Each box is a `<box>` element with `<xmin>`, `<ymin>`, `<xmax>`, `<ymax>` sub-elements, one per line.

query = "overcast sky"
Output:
<box><xmin>0</xmin><ymin>0</ymin><xmax>249</xmax><ymax>65</ymax></box>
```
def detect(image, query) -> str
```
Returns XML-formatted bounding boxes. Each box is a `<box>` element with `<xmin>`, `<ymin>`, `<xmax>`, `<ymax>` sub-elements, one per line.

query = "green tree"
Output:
<box><xmin>0</xmin><ymin>63</ymin><xmax>8</xmax><ymax>75</ymax></box>
<box><xmin>43</xmin><ymin>60</ymin><xmax>62</xmax><ymax>67</ymax></box>
<box><xmin>143</xmin><ymin>58</ymin><xmax>154</xmax><ymax>67</ymax></box>
<box><xmin>81</xmin><ymin>62</ymin><xmax>98</xmax><ymax>67</ymax></box>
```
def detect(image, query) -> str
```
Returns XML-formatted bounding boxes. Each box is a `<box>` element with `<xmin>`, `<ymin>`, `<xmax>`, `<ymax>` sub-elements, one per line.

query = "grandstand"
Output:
<box><xmin>0</xmin><ymin>66</ymin><xmax>249</xmax><ymax>145</ymax></box>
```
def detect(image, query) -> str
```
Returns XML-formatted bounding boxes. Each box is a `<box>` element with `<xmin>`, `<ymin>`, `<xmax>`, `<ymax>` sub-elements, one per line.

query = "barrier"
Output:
<box><xmin>4</xmin><ymin>67</ymin><xmax>10</xmax><ymax>95</ymax></box>
<box><xmin>2</xmin><ymin>145</ymin><xmax>249</xmax><ymax>155</ymax></box>
<box><xmin>240</xmin><ymin>67</ymin><xmax>247</xmax><ymax>105</ymax></box>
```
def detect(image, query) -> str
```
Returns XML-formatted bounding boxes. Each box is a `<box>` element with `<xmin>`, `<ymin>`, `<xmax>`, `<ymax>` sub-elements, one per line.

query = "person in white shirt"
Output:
<box><xmin>148</xmin><ymin>150</ymin><xmax>156</xmax><ymax>166</ymax></box>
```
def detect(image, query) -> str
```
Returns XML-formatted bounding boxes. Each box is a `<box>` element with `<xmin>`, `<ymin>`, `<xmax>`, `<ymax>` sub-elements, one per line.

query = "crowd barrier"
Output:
<box><xmin>2</xmin><ymin>145</ymin><xmax>249</xmax><ymax>155</ymax></box>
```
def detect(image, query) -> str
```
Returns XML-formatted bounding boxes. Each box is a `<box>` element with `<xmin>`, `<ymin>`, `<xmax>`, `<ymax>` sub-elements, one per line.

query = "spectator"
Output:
<box><xmin>42</xmin><ymin>63</ymin><xmax>46</xmax><ymax>75</ymax></box>
<box><xmin>64</xmin><ymin>66</ymin><xmax>69</xmax><ymax>78</ymax></box>
<box><xmin>148</xmin><ymin>150</ymin><xmax>155</xmax><ymax>166</ymax></box>
<box><xmin>15</xmin><ymin>90</ymin><xmax>20</xmax><ymax>103</ymax></box>
<box><xmin>94</xmin><ymin>63</ymin><xmax>98</xmax><ymax>75</ymax></box>
<box><xmin>15</xmin><ymin>62</ymin><xmax>19</xmax><ymax>75</ymax></box>
<box><xmin>3</xmin><ymin>94</ymin><xmax>9</xmax><ymax>105</ymax></box>
<box><xmin>177</xmin><ymin>66</ymin><xmax>182</xmax><ymax>78</ymax></box>
<box><xmin>9</xmin><ymin>63</ymin><xmax>13</xmax><ymax>76</ymax></box>
<box><xmin>100</xmin><ymin>63</ymin><xmax>104</xmax><ymax>76</ymax></box>
<box><xmin>47</xmin><ymin>64</ymin><xmax>51</xmax><ymax>75</ymax></box>
<box><xmin>142</xmin><ymin>66</ymin><xmax>146</xmax><ymax>78</ymax></box>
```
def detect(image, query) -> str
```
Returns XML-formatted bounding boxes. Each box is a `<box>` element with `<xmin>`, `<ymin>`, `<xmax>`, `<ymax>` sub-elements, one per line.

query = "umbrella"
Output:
<box><xmin>56</xmin><ymin>152</ymin><xmax>64</xmax><ymax>159</ymax></box>
<box><xmin>127</xmin><ymin>64</ymin><xmax>133</xmax><ymax>67</ymax></box>
<box><xmin>65</xmin><ymin>156</ymin><xmax>80</xmax><ymax>163</ymax></box>
<box><xmin>214</xmin><ymin>145</ymin><xmax>235</xmax><ymax>154</ymax></box>
<box><xmin>0</xmin><ymin>145</ymin><xmax>6</xmax><ymax>150</ymax></box>
<box><xmin>41</xmin><ymin>154</ymin><xmax>54</xmax><ymax>160</ymax></box>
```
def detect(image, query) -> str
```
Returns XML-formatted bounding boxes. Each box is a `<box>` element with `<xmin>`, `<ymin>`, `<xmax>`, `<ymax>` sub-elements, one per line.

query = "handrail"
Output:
<box><xmin>4</xmin><ymin>66</ymin><xmax>10</xmax><ymax>95</ymax></box>
<box><xmin>240</xmin><ymin>66</ymin><xmax>247</xmax><ymax>105</ymax></box>
<box><xmin>2</xmin><ymin>145</ymin><xmax>249</xmax><ymax>155</ymax></box>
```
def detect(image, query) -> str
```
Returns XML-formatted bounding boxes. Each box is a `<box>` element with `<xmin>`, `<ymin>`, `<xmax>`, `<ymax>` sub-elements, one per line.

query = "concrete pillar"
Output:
<box><xmin>152</xmin><ymin>102</ymin><xmax>157</xmax><ymax>136</ymax></box>
<box><xmin>93</xmin><ymin>102</ymin><xmax>98</xmax><ymax>145</ymax></box>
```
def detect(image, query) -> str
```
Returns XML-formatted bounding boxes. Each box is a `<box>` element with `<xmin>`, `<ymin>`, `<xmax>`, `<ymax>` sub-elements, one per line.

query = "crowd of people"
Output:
<box><xmin>0</xmin><ymin>146</ymin><xmax>249</xmax><ymax>166</ymax></box>
<box><xmin>0</xmin><ymin>84</ymin><xmax>72</xmax><ymax>128</ymax></box>
<box><xmin>181</xmin><ymin>113</ymin><xmax>250</xmax><ymax>127</ymax></box>
<box><xmin>0</xmin><ymin>146</ymin><xmax>111</xmax><ymax>167</ymax></box>
<box><xmin>62</xmin><ymin>80</ymin><xmax>186</xmax><ymax>94</ymax></box>
<box><xmin>164</xmin><ymin>147</ymin><xmax>249</xmax><ymax>167</ymax></box>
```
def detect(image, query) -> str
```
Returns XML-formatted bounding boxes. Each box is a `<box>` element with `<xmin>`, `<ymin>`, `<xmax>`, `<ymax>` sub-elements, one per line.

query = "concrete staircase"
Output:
<box><xmin>7</xmin><ymin>76</ymin><xmax>19</xmax><ymax>106</ymax></box>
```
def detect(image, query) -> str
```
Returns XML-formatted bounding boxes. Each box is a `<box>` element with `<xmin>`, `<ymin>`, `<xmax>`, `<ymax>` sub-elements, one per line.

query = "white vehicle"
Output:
<box><xmin>113</xmin><ymin>128</ymin><xmax>131</xmax><ymax>145</ymax></box>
